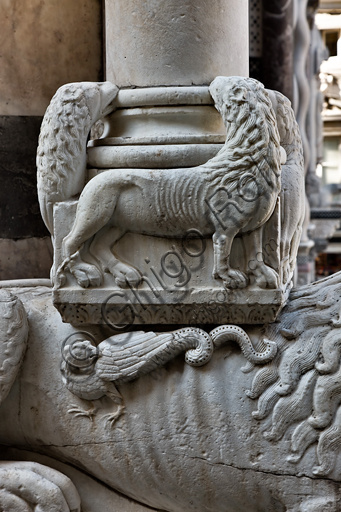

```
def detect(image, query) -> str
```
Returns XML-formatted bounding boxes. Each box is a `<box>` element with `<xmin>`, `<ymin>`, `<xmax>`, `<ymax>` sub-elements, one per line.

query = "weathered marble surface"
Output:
<box><xmin>87</xmin><ymin>86</ymin><xmax>226</xmax><ymax>169</ymax></box>
<box><xmin>105</xmin><ymin>0</ymin><xmax>248</xmax><ymax>87</ymax></box>
<box><xmin>0</xmin><ymin>0</ymin><xmax>102</xmax><ymax>116</ymax></box>
<box><xmin>0</xmin><ymin>283</ymin><xmax>341</xmax><ymax>510</ymax></box>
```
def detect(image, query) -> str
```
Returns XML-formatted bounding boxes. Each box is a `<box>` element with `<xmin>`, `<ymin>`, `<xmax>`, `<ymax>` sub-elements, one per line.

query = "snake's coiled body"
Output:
<box><xmin>209</xmin><ymin>325</ymin><xmax>277</xmax><ymax>364</ymax></box>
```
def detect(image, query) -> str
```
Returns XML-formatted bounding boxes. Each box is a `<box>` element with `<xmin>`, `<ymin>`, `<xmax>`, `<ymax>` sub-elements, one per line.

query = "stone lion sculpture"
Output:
<box><xmin>1</xmin><ymin>277</ymin><xmax>341</xmax><ymax>511</ymax></box>
<box><xmin>20</xmin><ymin>76</ymin><xmax>337</xmax><ymax>511</ymax></box>
<box><xmin>37</xmin><ymin>77</ymin><xmax>282</xmax><ymax>290</ymax></box>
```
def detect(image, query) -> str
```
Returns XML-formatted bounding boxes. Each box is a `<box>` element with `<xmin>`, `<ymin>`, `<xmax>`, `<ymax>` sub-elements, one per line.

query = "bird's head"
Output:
<box><xmin>62</xmin><ymin>339</ymin><xmax>98</xmax><ymax>371</ymax></box>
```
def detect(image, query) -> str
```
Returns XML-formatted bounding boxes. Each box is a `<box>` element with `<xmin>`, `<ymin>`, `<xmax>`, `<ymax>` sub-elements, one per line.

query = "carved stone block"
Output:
<box><xmin>53</xmin><ymin>198</ymin><xmax>289</xmax><ymax>326</ymax></box>
<box><xmin>37</xmin><ymin>77</ymin><xmax>302</xmax><ymax>326</ymax></box>
<box><xmin>2</xmin><ymin>279</ymin><xmax>341</xmax><ymax>511</ymax></box>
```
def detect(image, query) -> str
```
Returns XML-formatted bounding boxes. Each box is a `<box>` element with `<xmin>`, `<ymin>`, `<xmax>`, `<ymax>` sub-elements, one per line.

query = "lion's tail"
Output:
<box><xmin>37</xmin><ymin>188</ymin><xmax>56</xmax><ymax>236</ymax></box>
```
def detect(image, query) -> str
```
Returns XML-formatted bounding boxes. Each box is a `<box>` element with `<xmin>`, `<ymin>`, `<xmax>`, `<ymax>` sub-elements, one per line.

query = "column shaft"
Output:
<box><xmin>105</xmin><ymin>0</ymin><xmax>249</xmax><ymax>86</ymax></box>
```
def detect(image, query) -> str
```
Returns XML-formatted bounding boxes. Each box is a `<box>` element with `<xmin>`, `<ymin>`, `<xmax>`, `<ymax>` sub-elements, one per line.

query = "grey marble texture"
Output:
<box><xmin>105</xmin><ymin>0</ymin><xmax>249</xmax><ymax>87</ymax></box>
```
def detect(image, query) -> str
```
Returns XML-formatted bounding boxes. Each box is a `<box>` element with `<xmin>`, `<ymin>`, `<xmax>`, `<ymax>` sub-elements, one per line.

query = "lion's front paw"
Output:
<box><xmin>110</xmin><ymin>262</ymin><xmax>141</xmax><ymax>288</ymax></box>
<box><xmin>252</xmin><ymin>264</ymin><xmax>278</xmax><ymax>289</ymax></box>
<box><xmin>0</xmin><ymin>461</ymin><xmax>81</xmax><ymax>512</ymax></box>
<box><xmin>216</xmin><ymin>268</ymin><xmax>248</xmax><ymax>289</ymax></box>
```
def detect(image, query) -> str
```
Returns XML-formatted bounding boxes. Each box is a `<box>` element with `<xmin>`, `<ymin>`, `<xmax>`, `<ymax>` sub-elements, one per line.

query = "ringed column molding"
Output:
<box><xmin>88</xmin><ymin>0</ymin><xmax>249</xmax><ymax>170</ymax></box>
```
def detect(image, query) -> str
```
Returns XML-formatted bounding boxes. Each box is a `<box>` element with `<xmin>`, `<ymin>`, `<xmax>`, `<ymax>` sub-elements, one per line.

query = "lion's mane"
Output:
<box><xmin>0</xmin><ymin>290</ymin><xmax>28</xmax><ymax>405</ymax></box>
<box><xmin>206</xmin><ymin>77</ymin><xmax>281</xmax><ymax>195</ymax></box>
<box><xmin>155</xmin><ymin>77</ymin><xmax>282</xmax><ymax>225</ymax></box>
<box><xmin>245</xmin><ymin>272</ymin><xmax>341</xmax><ymax>477</ymax></box>
<box><xmin>275</xmin><ymin>91</ymin><xmax>304</xmax><ymax>166</ymax></box>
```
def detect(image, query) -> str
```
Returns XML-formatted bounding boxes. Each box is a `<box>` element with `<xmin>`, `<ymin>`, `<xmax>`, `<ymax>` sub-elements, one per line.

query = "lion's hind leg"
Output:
<box><xmin>212</xmin><ymin>228</ymin><xmax>248</xmax><ymax>289</ymax></box>
<box><xmin>246</xmin><ymin>227</ymin><xmax>279</xmax><ymax>289</ymax></box>
<box><xmin>90</xmin><ymin>226</ymin><xmax>141</xmax><ymax>288</ymax></box>
<box><xmin>60</xmin><ymin>172</ymin><xmax>121</xmax><ymax>288</ymax></box>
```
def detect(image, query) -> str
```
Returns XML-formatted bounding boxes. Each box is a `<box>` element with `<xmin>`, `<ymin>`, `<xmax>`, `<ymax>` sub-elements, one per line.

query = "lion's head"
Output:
<box><xmin>207</xmin><ymin>76</ymin><xmax>281</xmax><ymax>192</ymax></box>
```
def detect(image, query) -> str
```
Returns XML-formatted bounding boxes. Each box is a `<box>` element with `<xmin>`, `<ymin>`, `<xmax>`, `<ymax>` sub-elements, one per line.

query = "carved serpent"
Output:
<box><xmin>209</xmin><ymin>324</ymin><xmax>277</xmax><ymax>364</ymax></box>
<box><xmin>62</xmin><ymin>325</ymin><xmax>277</xmax><ymax>393</ymax></box>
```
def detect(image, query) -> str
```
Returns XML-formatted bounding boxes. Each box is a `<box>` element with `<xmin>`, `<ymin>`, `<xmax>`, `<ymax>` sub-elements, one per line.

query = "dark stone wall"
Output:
<box><xmin>0</xmin><ymin>116</ymin><xmax>48</xmax><ymax>239</ymax></box>
<box><xmin>262</xmin><ymin>0</ymin><xmax>294</xmax><ymax>102</ymax></box>
<box><xmin>249</xmin><ymin>57</ymin><xmax>263</xmax><ymax>83</ymax></box>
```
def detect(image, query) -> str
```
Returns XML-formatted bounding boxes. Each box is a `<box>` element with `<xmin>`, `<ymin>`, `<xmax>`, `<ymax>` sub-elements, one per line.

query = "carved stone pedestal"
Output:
<box><xmin>53</xmin><ymin>197</ymin><xmax>288</xmax><ymax>326</ymax></box>
<box><xmin>49</xmin><ymin>74</ymin><xmax>299</xmax><ymax>327</ymax></box>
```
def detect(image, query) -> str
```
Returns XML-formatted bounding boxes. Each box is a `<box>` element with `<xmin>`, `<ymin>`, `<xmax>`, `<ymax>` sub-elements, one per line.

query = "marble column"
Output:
<box><xmin>105</xmin><ymin>0</ymin><xmax>248</xmax><ymax>87</ymax></box>
<box><xmin>293</xmin><ymin>0</ymin><xmax>310</xmax><ymax>171</ymax></box>
<box><xmin>293</xmin><ymin>0</ymin><xmax>317</xmax><ymax>285</ymax></box>
<box><xmin>262</xmin><ymin>0</ymin><xmax>294</xmax><ymax>102</ymax></box>
<box><xmin>89</xmin><ymin>0</ymin><xmax>249</xmax><ymax>171</ymax></box>
<box><xmin>306</xmin><ymin>24</ymin><xmax>326</xmax><ymax>208</ymax></box>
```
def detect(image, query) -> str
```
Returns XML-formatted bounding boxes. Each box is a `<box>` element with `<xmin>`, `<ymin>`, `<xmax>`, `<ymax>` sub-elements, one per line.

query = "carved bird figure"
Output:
<box><xmin>61</xmin><ymin>325</ymin><xmax>277</xmax><ymax>425</ymax></box>
<box><xmin>61</xmin><ymin>327</ymin><xmax>214</xmax><ymax>425</ymax></box>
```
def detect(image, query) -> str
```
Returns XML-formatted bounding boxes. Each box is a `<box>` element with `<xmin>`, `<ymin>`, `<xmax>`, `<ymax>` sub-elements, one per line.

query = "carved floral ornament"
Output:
<box><xmin>1</xmin><ymin>77</ymin><xmax>337</xmax><ymax>511</ymax></box>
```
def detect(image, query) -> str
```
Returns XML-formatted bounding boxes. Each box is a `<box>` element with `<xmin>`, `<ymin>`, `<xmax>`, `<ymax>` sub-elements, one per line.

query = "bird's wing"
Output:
<box><xmin>96</xmin><ymin>330</ymin><xmax>176</xmax><ymax>383</ymax></box>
